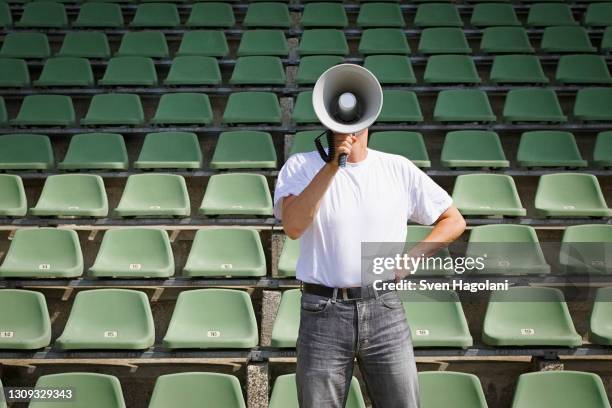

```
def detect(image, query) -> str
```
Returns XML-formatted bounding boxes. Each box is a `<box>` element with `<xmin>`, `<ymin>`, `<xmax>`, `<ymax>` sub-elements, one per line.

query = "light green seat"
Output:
<box><xmin>0</xmin><ymin>134</ymin><xmax>54</xmax><ymax>170</ymax></box>
<box><xmin>270</xmin><ymin>289</ymin><xmax>299</xmax><ymax>347</ymax></box>
<box><xmin>81</xmin><ymin>93</ymin><xmax>144</xmax><ymax>126</ymax></box>
<box><xmin>151</xmin><ymin>93</ymin><xmax>212</xmax><ymax>125</ymax></box>
<box><xmin>358</xmin><ymin>28</ymin><xmax>410</xmax><ymax>55</ymax></box>
<box><xmin>594</xmin><ymin>131</ymin><xmax>612</xmax><ymax>168</ymax></box>
<box><xmin>0</xmin><ymin>175</ymin><xmax>26</xmax><ymax>216</ymax></box>
<box><xmin>29</xmin><ymin>373</ymin><xmax>126</xmax><ymax>408</ymax></box>
<box><xmin>378</xmin><ymin>90</ymin><xmax>423</xmax><ymax>123</ymax></box>
<box><xmin>0</xmin><ymin>33</ymin><xmax>50</xmax><ymax>59</ymax></box>
<box><xmin>135</xmin><ymin>132</ymin><xmax>202</xmax><ymax>169</ymax></box>
<box><xmin>434</xmin><ymin>90</ymin><xmax>495</xmax><ymax>122</ymax></box>
<box><xmin>503</xmin><ymin>88</ymin><xmax>566</xmax><ymax>122</ymax></box>
<box><xmin>99</xmin><ymin>56</ymin><xmax>157</xmax><ymax>86</ymax></box>
<box><xmin>483</xmin><ymin>286</ymin><xmax>581</xmax><ymax>346</ymax></box>
<box><xmin>59</xmin><ymin>133</ymin><xmax>128</xmax><ymax>170</ymax></box>
<box><xmin>0</xmin><ymin>97</ymin><xmax>5</xmax><ymax>125</ymax></box>
<box><xmin>11</xmin><ymin>95</ymin><xmax>75</xmax><ymax>127</ymax></box>
<box><xmin>414</xmin><ymin>4</ymin><xmax>462</xmax><ymax>27</ymax></box>
<box><xmin>115</xmin><ymin>174</ymin><xmax>190</xmax><ymax>217</ymax></box>
<box><xmin>149</xmin><ymin>373</ymin><xmax>246</xmax><ymax>408</ymax></box>
<box><xmin>74</xmin><ymin>3</ymin><xmax>124</xmax><ymax>27</ymax></box>
<box><xmin>535</xmin><ymin>173</ymin><xmax>611</xmax><ymax>217</ymax></box>
<box><xmin>301</xmin><ymin>3</ymin><xmax>347</xmax><ymax>27</ymax></box>
<box><xmin>90</xmin><ymin>229</ymin><xmax>174</xmax><ymax>278</ymax></box>
<box><xmin>0</xmin><ymin>2</ymin><xmax>11</xmax><ymax>27</ymax></box>
<box><xmin>34</xmin><ymin>57</ymin><xmax>94</xmax><ymax>87</ymax></box>
<box><xmin>277</xmin><ymin>236</ymin><xmax>299</xmax><ymax>277</ymax></box>
<box><xmin>237</xmin><ymin>30</ymin><xmax>288</xmax><ymax>56</ymax></box>
<box><xmin>295</xmin><ymin>56</ymin><xmax>343</xmax><ymax>85</ymax></box>
<box><xmin>0</xmin><ymin>228</ymin><xmax>83</xmax><ymax>278</ymax></box>
<box><xmin>244</xmin><ymin>2</ymin><xmax>290</xmax><ymax>27</ymax></box>
<box><xmin>369</xmin><ymin>131</ymin><xmax>430</xmax><ymax>167</ymax></box>
<box><xmin>222</xmin><ymin>92</ymin><xmax>281</xmax><ymax>124</ymax></box>
<box><xmin>210</xmin><ymin>131</ymin><xmax>277</xmax><ymax>169</ymax></box>
<box><xmin>165</xmin><ymin>56</ymin><xmax>221</xmax><ymax>85</ymax></box>
<box><xmin>574</xmin><ymin>87</ymin><xmax>612</xmax><ymax>121</ymax></box>
<box><xmin>560</xmin><ymin>225</ymin><xmax>612</xmax><ymax>275</ymax></box>
<box><xmin>363</xmin><ymin>55</ymin><xmax>416</xmax><ymax>84</ymax></box>
<box><xmin>115</xmin><ymin>31</ymin><xmax>168</xmax><ymax>58</ymax></box>
<box><xmin>419</xmin><ymin>372</ymin><xmax>488</xmax><ymax>408</ymax></box>
<box><xmin>31</xmin><ymin>175</ymin><xmax>108</xmax><ymax>217</ymax></box>
<box><xmin>517</xmin><ymin>131</ymin><xmax>586</xmax><ymax>168</ymax></box>
<box><xmin>441</xmin><ymin>130</ymin><xmax>508</xmax><ymax>168</ymax></box>
<box><xmin>480</xmin><ymin>27</ymin><xmax>534</xmax><ymax>54</ymax></box>
<box><xmin>270</xmin><ymin>374</ymin><xmax>365</xmax><ymax>408</ymax></box>
<box><xmin>527</xmin><ymin>3</ymin><xmax>577</xmax><ymax>26</ymax></box>
<box><xmin>57</xmin><ymin>32</ymin><xmax>111</xmax><ymax>59</ymax></box>
<box><xmin>289</xmin><ymin>130</ymin><xmax>325</xmax><ymax>155</ymax></box>
<box><xmin>15</xmin><ymin>2</ymin><xmax>67</xmax><ymax>28</ymax></box>
<box><xmin>131</xmin><ymin>3</ymin><xmax>180</xmax><ymax>27</ymax></box>
<box><xmin>177</xmin><ymin>30</ymin><xmax>229</xmax><ymax>57</ymax></box>
<box><xmin>56</xmin><ymin>289</ymin><xmax>154</xmax><ymax>350</ymax></box>
<box><xmin>405</xmin><ymin>225</ymin><xmax>453</xmax><ymax>275</ymax></box>
<box><xmin>490</xmin><ymin>55</ymin><xmax>548</xmax><ymax>84</ymax></box>
<box><xmin>0</xmin><ymin>58</ymin><xmax>30</xmax><ymax>87</ymax></box>
<box><xmin>163</xmin><ymin>289</ymin><xmax>258</xmax><ymax>349</ymax></box>
<box><xmin>590</xmin><ymin>287</ymin><xmax>612</xmax><ymax>344</ymax></box>
<box><xmin>452</xmin><ymin>174</ymin><xmax>526</xmax><ymax>216</ymax></box>
<box><xmin>230</xmin><ymin>56</ymin><xmax>285</xmax><ymax>85</ymax></box>
<box><xmin>298</xmin><ymin>29</ymin><xmax>349</xmax><ymax>55</ymax></box>
<box><xmin>357</xmin><ymin>3</ymin><xmax>405</xmax><ymax>27</ymax></box>
<box><xmin>470</xmin><ymin>3</ymin><xmax>520</xmax><ymax>26</ymax></box>
<box><xmin>541</xmin><ymin>26</ymin><xmax>596</xmax><ymax>53</ymax></box>
<box><xmin>424</xmin><ymin>55</ymin><xmax>480</xmax><ymax>84</ymax></box>
<box><xmin>200</xmin><ymin>173</ymin><xmax>273</xmax><ymax>216</ymax></box>
<box><xmin>584</xmin><ymin>2</ymin><xmax>612</xmax><ymax>26</ymax></box>
<box><xmin>0</xmin><ymin>290</ymin><xmax>50</xmax><ymax>349</ymax></box>
<box><xmin>602</xmin><ymin>26</ymin><xmax>612</xmax><ymax>52</ymax></box>
<box><xmin>418</xmin><ymin>28</ymin><xmax>470</xmax><ymax>54</ymax></box>
<box><xmin>556</xmin><ymin>55</ymin><xmax>612</xmax><ymax>84</ymax></box>
<box><xmin>187</xmin><ymin>3</ymin><xmax>235</xmax><ymax>27</ymax></box>
<box><xmin>292</xmin><ymin>91</ymin><xmax>318</xmax><ymax>124</ymax></box>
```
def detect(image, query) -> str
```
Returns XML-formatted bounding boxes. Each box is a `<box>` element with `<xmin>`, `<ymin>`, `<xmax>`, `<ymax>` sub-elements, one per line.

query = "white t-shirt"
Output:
<box><xmin>273</xmin><ymin>148</ymin><xmax>452</xmax><ymax>288</ymax></box>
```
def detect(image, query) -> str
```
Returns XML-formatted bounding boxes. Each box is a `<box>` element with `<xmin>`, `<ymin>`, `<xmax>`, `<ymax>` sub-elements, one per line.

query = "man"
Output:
<box><xmin>273</xmin><ymin>129</ymin><xmax>466</xmax><ymax>408</ymax></box>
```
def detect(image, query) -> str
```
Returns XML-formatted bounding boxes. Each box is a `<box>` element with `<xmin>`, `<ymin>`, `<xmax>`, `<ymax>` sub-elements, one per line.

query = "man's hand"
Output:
<box><xmin>329</xmin><ymin>133</ymin><xmax>357</xmax><ymax>168</ymax></box>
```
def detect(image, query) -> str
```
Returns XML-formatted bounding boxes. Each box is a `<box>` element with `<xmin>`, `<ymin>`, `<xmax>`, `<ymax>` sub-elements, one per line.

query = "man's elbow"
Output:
<box><xmin>283</xmin><ymin>223</ymin><xmax>304</xmax><ymax>240</ymax></box>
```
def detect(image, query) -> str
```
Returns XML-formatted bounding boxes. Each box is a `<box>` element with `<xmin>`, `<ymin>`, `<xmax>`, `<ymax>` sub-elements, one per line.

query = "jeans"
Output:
<box><xmin>296</xmin><ymin>290</ymin><xmax>420</xmax><ymax>408</ymax></box>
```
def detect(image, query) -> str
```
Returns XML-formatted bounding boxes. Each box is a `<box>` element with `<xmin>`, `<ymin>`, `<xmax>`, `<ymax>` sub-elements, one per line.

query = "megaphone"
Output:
<box><xmin>312</xmin><ymin>64</ymin><xmax>383</xmax><ymax>167</ymax></box>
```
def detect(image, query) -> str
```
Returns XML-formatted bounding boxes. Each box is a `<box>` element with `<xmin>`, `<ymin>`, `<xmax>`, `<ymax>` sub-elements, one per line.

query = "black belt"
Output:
<box><xmin>302</xmin><ymin>280</ymin><xmax>396</xmax><ymax>300</ymax></box>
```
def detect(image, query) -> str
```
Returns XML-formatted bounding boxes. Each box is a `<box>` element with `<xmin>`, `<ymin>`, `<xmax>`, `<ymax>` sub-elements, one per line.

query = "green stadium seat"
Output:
<box><xmin>0</xmin><ymin>290</ymin><xmax>50</xmax><ymax>350</ymax></box>
<box><xmin>434</xmin><ymin>89</ymin><xmax>495</xmax><ymax>122</ymax></box>
<box><xmin>0</xmin><ymin>228</ymin><xmax>83</xmax><ymax>278</ymax></box>
<box><xmin>560</xmin><ymin>224</ymin><xmax>612</xmax><ymax>274</ymax></box>
<box><xmin>541</xmin><ymin>26</ymin><xmax>596</xmax><ymax>53</ymax></box>
<box><xmin>31</xmin><ymin>174</ymin><xmax>108</xmax><ymax>217</ymax></box>
<box><xmin>270</xmin><ymin>288</ymin><xmax>299</xmax><ymax>347</ymax></box>
<box><xmin>399</xmin><ymin>290</ymin><xmax>472</xmax><ymax>347</ymax></box>
<box><xmin>489</xmin><ymin>55</ymin><xmax>548</xmax><ymax>84</ymax></box>
<box><xmin>151</xmin><ymin>93</ymin><xmax>213</xmax><ymax>125</ymax></box>
<box><xmin>99</xmin><ymin>56</ymin><xmax>157</xmax><ymax>86</ymax></box>
<box><xmin>237</xmin><ymin>30</ymin><xmax>288</xmax><ymax>56</ymax></box>
<box><xmin>222</xmin><ymin>92</ymin><xmax>281</xmax><ymax>124</ymax></box>
<box><xmin>90</xmin><ymin>228</ymin><xmax>174</xmax><ymax>278</ymax></box>
<box><xmin>210</xmin><ymin>131</ymin><xmax>277</xmax><ymax>169</ymax></box>
<box><xmin>131</xmin><ymin>3</ymin><xmax>180</xmax><ymax>27</ymax></box>
<box><xmin>584</xmin><ymin>2</ymin><xmax>612</xmax><ymax>26</ymax></box>
<box><xmin>30</xmin><ymin>373</ymin><xmax>125</xmax><ymax>408</ymax></box>
<box><xmin>230</xmin><ymin>56</ymin><xmax>286</xmax><ymax>85</ymax></box>
<box><xmin>57</xmin><ymin>32</ymin><xmax>111</xmax><ymax>59</ymax></box>
<box><xmin>517</xmin><ymin>131</ymin><xmax>587</xmax><ymax>168</ymax></box>
<box><xmin>527</xmin><ymin>3</ymin><xmax>577</xmax><ymax>26</ymax></box>
<box><xmin>405</xmin><ymin>225</ymin><xmax>452</xmax><ymax>275</ymax></box>
<box><xmin>440</xmin><ymin>130</ymin><xmax>508</xmax><ymax>168</ymax></box>
<box><xmin>363</xmin><ymin>55</ymin><xmax>415</xmax><ymax>84</ymax></box>
<box><xmin>0</xmin><ymin>134</ymin><xmax>53</xmax><ymax>170</ymax></box>
<box><xmin>369</xmin><ymin>131</ymin><xmax>431</xmax><ymax>167</ymax></box>
<box><xmin>0</xmin><ymin>97</ymin><xmax>5</xmax><ymax>126</ymax></box>
<box><xmin>0</xmin><ymin>58</ymin><xmax>30</xmax><ymax>87</ymax></box>
<box><xmin>556</xmin><ymin>55</ymin><xmax>612</xmax><ymax>84</ymax></box>
<box><xmin>594</xmin><ymin>131</ymin><xmax>612</xmax><ymax>168</ymax></box>
<box><xmin>187</xmin><ymin>3</ymin><xmax>235</xmax><ymax>27</ymax></box>
<box><xmin>270</xmin><ymin>374</ymin><xmax>366</xmax><ymax>408</ymax></box>
<box><xmin>590</xmin><ymin>287</ymin><xmax>612</xmax><ymax>344</ymax></box>
<box><xmin>59</xmin><ymin>133</ymin><xmax>128</xmax><ymax>170</ymax></box>
<box><xmin>183</xmin><ymin>229</ymin><xmax>266</xmax><ymax>277</ymax></box>
<box><xmin>34</xmin><ymin>57</ymin><xmax>94</xmax><ymax>87</ymax></box>
<box><xmin>298</xmin><ymin>29</ymin><xmax>349</xmax><ymax>55</ymax></box>
<box><xmin>480</xmin><ymin>27</ymin><xmax>534</xmax><ymax>54</ymax></box>
<box><xmin>0</xmin><ymin>175</ymin><xmax>26</xmax><ymax>217</ymax></box>
<box><xmin>414</xmin><ymin>4</ymin><xmax>462</xmax><ymax>27</ymax></box>
<box><xmin>149</xmin><ymin>373</ymin><xmax>246</xmax><ymax>408</ymax></box>
<box><xmin>419</xmin><ymin>372</ymin><xmax>488</xmax><ymax>408</ymax></box>
<box><xmin>81</xmin><ymin>93</ymin><xmax>144</xmax><ymax>126</ymax></box>
<box><xmin>165</xmin><ymin>56</ymin><xmax>221</xmax><ymax>85</ymax></box>
<box><xmin>0</xmin><ymin>33</ymin><xmax>50</xmax><ymax>58</ymax></box>
<box><xmin>292</xmin><ymin>91</ymin><xmax>318</xmax><ymax>124</ymax></box>
<box><xmin>452</xmin><ymin>174</ymin><xmax>526</xmax><ymax>216</ymax></box>
<box><xmin>296</xmin><ymin>56</ymin><xmax>343</xmax><ymax>85</ymax></box>
<box><xmin>483</xmin><ymin>286</ymin><xmax>581</xmax><ymax>346</ymax></box>
<box><xmin>418</xmin><ymin>28</ymin><xmax>470</xmax><ymax>54</ymax></box>
<box><xmin>11</xmin><ymin>95</ymin><xmax>75</xmax><ymax>127</ymax></box>
<box><xmin>0</xmin><ymin>2</ymin><xmax>11</xmax><ymax>27</ymax></box>
<box><xmin>177</xmin><ymin>30</ymin><xmax>229</xmax><ymax>57</ymax></box>
<box><xmin>574</xmin><ymin>87</ymin><xmax>612</xmax><ymax>121</ymax></box>
<box><xmin>244</xmin><ymin>2</ymin><xmax>290</xmax><ymax>27</ymax></box>
<box><xmin>358</xmin><ymin>28</ymin><xmax>410</xmax><ymax>54</ymax></box>
<box><xmin>116</xmin><ymin>31</ymin><xmax>169</xmax><ymax>58</ymax></box>
<box><xmin>115</xmin><ymin>174</ymin><xmax>190</xmax><ymax>217</ymax></box>
<box><xmin>301</xmin><ymin>3</ymin><xmax>347</xmax><ymax>27</ymax></box>
<box><xmin>56</xmin><ymin>289</ymin><xmax>154</xmax><ymax>350</ymax></box>
<box><xmin>200</xmin><ymin>173</ymin><xmax>273</xmax><ymax>216</ymax></box>
<box><xmin>535</xmin><ymin>173</ymin><xmax>611</xmax><ymax>217</ymax></box>
<box><xmin>15</xmin><ymin>2</ymin><xmax>67</xmax><ymax>28</ymax></box>
<box><xmin>277</xmin><ymin>236</ymin><xmax>299</xmax><ymax>277</ymax></box>
<box><xmin>378</xmin><ymin>90</ymin><xmax>423</xmax><ymax>122</ymax></box>
<box><xmin>135</xmin><ymin>132</ymin><xmax>202</xmax><ymax>169</ymax></box>
<box><xmin>470</xmin><ymin>3</ymin><xmax>520</xmax><ymax>26</ymax></box>
<box><xmin>289</xmin><ymin>130</ymin><xmax>325</xmax><ymax>155</ymax></box>
<box><xmin>357</xmin><ymin>3</ymin><xmax>405</xmax><ymax>27</ymax></box>
<box><xmin>603</xmin><ymin>26</ymin><xmax>612</xmax><ymax>52</ymax></box>
<box><xmin>503</xmin><ymin>88</ymin><xmax>566</xmax><ymax>122</ymax></box>
<box><xmin>423</xmin><ymin>55</ymin><xmax>480</xmax><ymax>83</ymax></box>
<box><xmin>74</xmin><ymin>3</ymin><xmax>124</xmax><ymax>27</ymax></box>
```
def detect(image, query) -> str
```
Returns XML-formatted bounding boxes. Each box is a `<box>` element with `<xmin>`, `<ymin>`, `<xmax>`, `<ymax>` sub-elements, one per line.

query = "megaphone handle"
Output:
<box><xmin>339</xmin><ymin>153</ymin><xmax>348</xmax><ymax>167</ymax></box>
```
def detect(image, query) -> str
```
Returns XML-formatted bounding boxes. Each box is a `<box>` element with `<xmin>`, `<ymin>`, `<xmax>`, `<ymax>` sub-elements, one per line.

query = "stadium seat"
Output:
<box><xmin>418</xmin><ymin>28</ymin><xmax>470</xmax><ymax>54</ymax></box>
<box><xmin>399</xmin><ymin>290</ymin><xmax>472</xmax><ymax>347</ymax></box>
<box><xmin>0</xmin><ymin>175</ymin><xmax>26</xmax><ymax>216</ymax></box>
<box><xmin>556</xmin><ymin>55</ymin><xmax>612</xmax><ymax>84</ymax></box>
<box><xmin>15</xmin><ymin>2</ymin><xmax>67</xmax><ymax>28</ymax></box>
<box><xmin>131</xmin><ymin>3</ymin><xmax>180</xmax><ymax>27</ymax></box>
<box><xmin>590</xmin><ymin>287</ymin><xmax>612</xmax><ymax>344</ymax></box>
<box><xmin>34</xmin><ymin>57</ymin><xmax>94</xmax><ymax>87</ymax></box>
<box><xmin>363</xmin><ymin>55</ymin><xmax>416</xmax><ymax>84</ymax></box>
<box><xmin>237</xmin><ymin>30</ymin><xmax>288</xmax><ymax>56</ymax></box>
<box><xmin>0</xmin><ymin>2</ymin><xmax>11</xmax><ymax>27</ymax></box>
<box><xmin>0</xmin><ymin>33</ymin><xmax>50</xmax><ymax>58</ymax></box>
<box><xmin>299</xmin><ymin>29</ymin><xmax>349</xmax><ymax>55</ymax></box>
<box><xmin>187</xmin><ymin>3</ymin><xmax>235</xmax><ymax>27</ymax></box>
<box><xmin>270</xmin><ymin>288</ymin><xmax>300</xmax><ymax>347</ymax></box>
<box><xmin>222</xmin><ymin>92</ymin><xmax>281</xmax><ymax>124</ymax></box>
<box><xmin>369</xmin><ymin>131</ymin><xmax>431</xmax><ymax>167</ymax></box>
<box><xmin>11</xmin><ymin>95</ymin><xmax>75</xmax><ymax>127</ymax></box>
<box><xmin>423</xmin><ymin>55</ymin><xmax>480</xmax><ymax>83</ymax></box>
<box><xmin>56</xmin><ymin>289</ymin><xmax>154</xmax><ymax>350</ymax></box>
<box><xmin>99</xmin><ymin>56</ymin><xmax>157</xmax><ymax>86</ymax></box>
<box><xmin>433</xmin><ymin>89</ymin><xmax>495</xmax><ymax>122</ymax></box>
<box><xmin>560</xmin><ymin>224</ymin><xmax>612</xmax><ymax>274</ymax></box>
<box><xmin>517</xmin><ymin>131</ymin><xmax>587</xmax><ymax>168</ymax></box>
<box><xmin>301</xmin><ymin>3</ymin><xmax>347</xmax><ymax>27</ymax></box>
<box><xmin>594</xmin><ymin>131</ymin><xmax>612</xmax><ymax>168</ymax></box>
<box><xmin>0</xmin><ymin>290</ymin><xmax>50</xmax><ymax>349</ymax></box>
<box><xmin>540</xmin><ymin>26</ymin><xmax>596</xmax><ymax>53</ymax></box>
<box><xmin>151</xmin><ymin>93</ymin><xmax>213</xmax><ymax>125</ymax></box>
<box><xmin>74</xmin><ymin>3</ymin><xmax>124</xmax><ymax>28</ymax></box>
<box><xmin>480</xmin><ymin>27</ymin><xmax>534</xmax><ymax>54</ymax></box>
<box><xmin>602</xmin><ymin>26</ymin><xmax>612</xmax><ymax>52</ymax></box>
<box><xmin>574</xmin><ymin>87</ymin><xmax>612</xmax><ymax>121</ymax></box>
<box><xmin>419</xmin><ymin>372</ymin><xmax>488</xmax><ymax>408</ymax></box>
<box><xmin>377</xmin><ymin>90</ymin><xmax>423</xmax><ymax>122</ymax></box>
<box><xmin>30</xmin><ymin>373</ymin><xmax>126</xmax><ymax>408</ymax></box>
<box><xmin>81</xmin><ymin>93</ymin><xmax>144</xmax><ymax>126</ymax></box>
<box><xmin>200</xmin><ymin>173</ymin><xmax>273</xmax><ymax>216</ymax></box>
<box><xmin>452</xmin><ymin>174</ymin><xmax>526</xmax><ymax>216</ymax></box>
<box><xmin>289</xmin><ymin>130</ymin><xmax>325</xmax><ymax>155</ymax></box>
<box><xmin>510</xmin><ymin>371</ymin><xmax>609</xmax><ymax>408</ymax></box>
<box><xmin>584</xmin><ymin>2</ymin><xmax>612</xmax><ymax>26</ymax></box>
<box><xmin>292</xmin><ymin>91</ymin><xmax>319</xmax><ymax>124</ymax></box>
<box><xmin>440</xmin><ymin>130</ymin><xmax>508</xmax><ymax>168</ymax></box>
<box><xmin>503</xmin><ymin>88</ymin><xmax>566</xmax><ymax>122</ymax></box>
<box><xmin>527</xmin><ymin>3</ymin><xmax>577</xmax><ymax>26</ymax></box>
<box><xmin>405</xmin><ymin>225</ymin><xmax>452</xmax><ymax>275</ymax></box>
<box><xmin>57</xmin><ymin>32</ymin><xmax>111</xmax><ymax>59</ymax></box>
<box><xmin>357</xmin><ymin>3</ymin><xmax>405</xmax><ymax>27</ymax></box>
<box><xmin>0</xmin><ymin>58</ymin><xmax>30</xmax><ymax>87</ymax></box>
<box><xmin>115</xmin><ymin>174</ymin><xmax>190</xmax><ymax>217</ymax></box>
<box><xmin>489</xmin><ymin>55</ymin><xmax>548</xmax><ymax>84</ymax></box>
<box><xmin>183</xmin><ymin>229</ymin><xmax>266</xmax><ymax>277</ymax></box>
<box><xmin>483</xmin><ymin>286</ymin><xmax>582</xmax><ymax>346</ymax></box>
<box><xmin>230</xmin><ymin>56</ymin><xmax>286</xmax><ymax>85</ymax></box>
<box><xmin>135</xmin><ymin>132</ymin><xmax>202</xmax><ymax>169</ymax></box>
<box><xmin>149</xmin><ymin>373</ymin><xmax>246</xmax><ymax>408</ymax></box>
<box><xmin>0</xmin><ymin>97</ymin><xmax>5</xmax><ymax>125</ymax></box>
<box><xmin>59</xmin><ymin>133</ymin><xmax>128</xmax><ymax>170</ymax></box>
<box><xmin>30</xmin><ymin>174</ymin><xmax>108</xmax><ymax>217</ymax></box>
<box><xmin>163</xmin><ymin>289</ymin><xmax>258</xmax><ymax>348</ymax></box>
<box><xmin>0</xmin><ymin>228</ymin><xmax>83</xmax><ymax>278</ymax></box>
<box><xmin>358</xmin><ymin>28</ymin><xmax>409</xmax><ymax>55</ymax></box>
<box><xmin>470</xmin><ymin>3</ymin><xmax>520</xmax><ymax>26</ymax></box>
<box><xmin>176</xmin><ymin>30</ymin><xmax>229</xmax><ymax>57</ymax></box>
<box><xmin>277</xmin><ymin>236</ymin><xmax>299</xmax><ymax>277</ymax></box>
<box><xmin>244</xmin><ymin>2</ymin><xmax>290</xmax><ymax>27</ymax></box>
<box><xmin>296</xmin><ymin>55</ymin><xmax>343</xmax><ymax>85</ymax></box>
<box><xmin>116</xmin><ymin>31</ymin><xmax>169</xmax><ymax>58</ymax></box>
<box><xmin>210</xmin><ymin>131</ymin><xmax>277</xmax><ymax>169</ymax></box>
<box><xmin>414</xmin><ymin>4</ymin><xmax>462</xmax><ymax>27</ymax></box>
<box><xmin>164</xmin><ymin>56</ymin><xmax>221</xmax><ymax>85</ymax></box>
<box><xmin>535</xmin><ymin>173</ymin><xmax>611</xmax><ymax>217</ymax></box>
<box><xmin>0</xmin><ymin>133</ymin><xmax>54</xmax><ymax>170</ymax></box>
<box><xmin>270</xmin><ymin>375</ymin><xmax>365</xmax><ymax>408</ymax></box>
